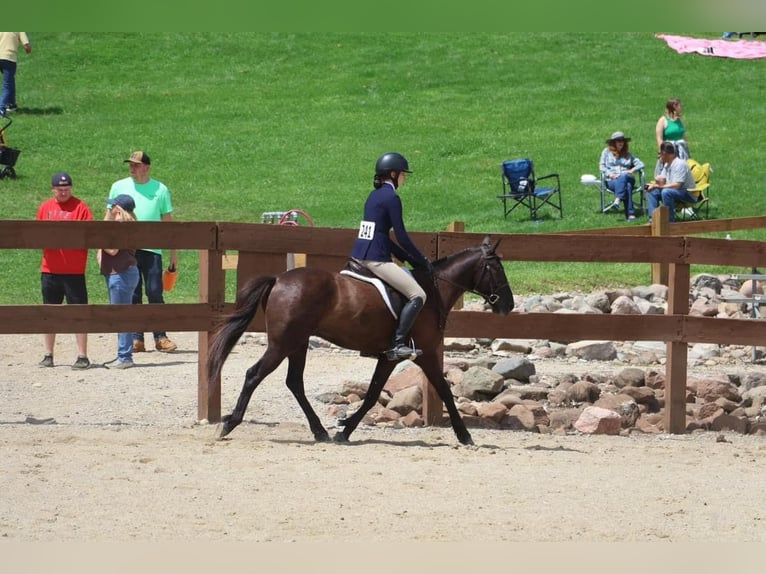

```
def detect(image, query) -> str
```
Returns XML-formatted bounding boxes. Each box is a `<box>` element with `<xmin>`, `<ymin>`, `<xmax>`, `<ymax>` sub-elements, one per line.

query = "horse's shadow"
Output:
<box><xmin>220</xmin><ymin>420</ymin><xmax>589</xmax><ymax>451</ymax></box>
<box><xmin>327</xmin><ymin>437</ymin><xmax>454</xmax><ymax>448</ymax></box>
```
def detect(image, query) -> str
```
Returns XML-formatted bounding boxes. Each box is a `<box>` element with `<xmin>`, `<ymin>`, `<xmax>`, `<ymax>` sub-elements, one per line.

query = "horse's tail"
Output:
<box><xmin>207</xmin><ymin>275</ymin><xmax>277</xmax><ymax>390</ymax></box>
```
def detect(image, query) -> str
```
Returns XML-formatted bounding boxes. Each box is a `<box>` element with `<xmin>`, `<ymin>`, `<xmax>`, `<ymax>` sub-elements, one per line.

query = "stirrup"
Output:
<box><xmin>385</xmin><ymin>344</ymin><xmax>423</xmax><ymax>361</ymax></box>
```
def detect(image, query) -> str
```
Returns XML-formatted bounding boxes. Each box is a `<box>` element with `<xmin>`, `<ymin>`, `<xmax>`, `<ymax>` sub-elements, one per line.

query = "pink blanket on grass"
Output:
<box><xmin>656</xmin><ymin>33</ymin><xmax>766</xmax><ymax>59</ymax></box>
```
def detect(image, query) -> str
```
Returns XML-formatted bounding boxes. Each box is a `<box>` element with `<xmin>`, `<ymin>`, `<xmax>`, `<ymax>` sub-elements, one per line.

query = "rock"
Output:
<box><xmin>566</xmin><ymin>380</ymin><xmax>600</xmax><ymax>403</ymax></box>
<box><xmin>566</xmin><ymin>340</ymin><xmax>618</xmax><ymax>361</ymax></box>
<box><xmin>614</xmin><ymin>367</ymin><xmax>646</xmax><ymax>388</ymax></box>
<box><xmin>492</xmin><ymin>356</ymin><xmax>536</xmax><ymax>382</ymax></box>
<box><xmin>574</xmin><ymin>406</ymin><xmax>621</xmax><ymax>435</ymax></box>
<box><xmin>386</xmin><ymin>385</ymin><xmax>423</xmax><ymax>415</ymax></box>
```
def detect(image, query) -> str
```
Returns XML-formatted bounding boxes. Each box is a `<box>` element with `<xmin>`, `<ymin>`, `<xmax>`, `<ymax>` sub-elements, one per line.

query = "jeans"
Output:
<box><xmin>647</xmin><ymin>187</ymin><xmax>698</xmax><ymax>222</ymax></box>
<box><xmin>132</xmin><ymin>250</ymin><xmax>167</xmax><ymax>341</ymax></box>
<box><xmin>605</xmin><ymin>173</ymin><xmax>636</xmax><ymax>217</ymax></box>
<box><xmin>105</xmin><ymin>265</ymin><xmax>140</xmax><ymax>361</ymax></box>
<box><xmin>0</xmin><ymin>59</ymin><xmax>17</xmax><ymax>108</ymax></box>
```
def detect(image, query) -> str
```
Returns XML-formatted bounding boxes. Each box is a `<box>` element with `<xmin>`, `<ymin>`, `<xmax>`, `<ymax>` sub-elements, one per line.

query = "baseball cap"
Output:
<box><xmin>51</xmin><ymin>172</ymin><xmax>72</xmax><ymax>187</ymax></box>
<box><xmin>124</xmin><ymin>150</ymin><xmax>151</xmax><ymax>165</ymax></box>
<box><xmin>106</xmin><ymin>194</ymin><xmax>136</xmax><ymax>211</ymax></box>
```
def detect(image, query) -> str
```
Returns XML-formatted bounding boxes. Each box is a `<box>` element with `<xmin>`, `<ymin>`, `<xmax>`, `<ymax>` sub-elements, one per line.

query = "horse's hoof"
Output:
<box><xmin>315</xmin><ymin>431</ymin><xmax>331</xmax><ymax>442</ymax></box>
<box><xmin>217</xmin><ymin>420</ymin><xmax>234</xmax><ymax>440</ymax></box>
<box><xmin>459</xmin><ymin>435</ymin><xmax>474</xmax><ymax>446</ymax></box>
<box><xmin>332</xmin><ymin>432</ymin><xmax>349</xmax><ymax>443</ymax></box>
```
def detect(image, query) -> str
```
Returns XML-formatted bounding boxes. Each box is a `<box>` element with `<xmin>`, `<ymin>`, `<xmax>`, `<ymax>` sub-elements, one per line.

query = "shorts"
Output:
<box><xmin>41</xmin><ymin>273</ymin><xmax>88</xmax><ymax>305</ymax></box>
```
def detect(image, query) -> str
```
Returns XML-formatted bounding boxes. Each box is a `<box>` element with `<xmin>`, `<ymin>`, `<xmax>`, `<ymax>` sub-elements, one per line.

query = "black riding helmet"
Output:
<box><xmin>374</xmin><ymin>152</ymin><xmax>411</xmax><ymax>189</ymax></box>
<box><xmin>375</xmin><ymin>152</ymin><xmax>412</xmax><ymax>176</ymax></box>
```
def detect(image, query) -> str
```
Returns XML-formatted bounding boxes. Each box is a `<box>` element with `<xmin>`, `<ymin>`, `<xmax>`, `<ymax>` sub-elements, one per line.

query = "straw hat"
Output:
<box><xmin>606</xmin><ymin>131</ymin><xmax>631</xmax><ymax>143</ymax></box>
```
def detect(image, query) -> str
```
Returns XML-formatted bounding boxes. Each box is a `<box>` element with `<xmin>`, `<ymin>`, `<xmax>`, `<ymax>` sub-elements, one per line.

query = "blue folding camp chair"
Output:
<box><xmin>498</xmin><ymin>158</ymin><xmax>562</xmax><ymax>220</ymax></box>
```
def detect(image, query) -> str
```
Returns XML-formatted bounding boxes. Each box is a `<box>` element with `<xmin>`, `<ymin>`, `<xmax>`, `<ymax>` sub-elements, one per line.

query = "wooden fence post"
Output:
<box><xmin>446</xmin><ymin>221</ymin><xmax>465</xmax><ymax>310</ymax></box>
<box><xmin>651</xmin><ymin>206</ymin><xmax>670</xmax><ymax>285</ymax></box>
<box><xmin>198</xmin><ymin>247</ymin><xmax>226</xmax><ymax>423</ymax></box>
<box><xmin>664</xmin><ymin>260</ymin><xmax>690</xmax><ymax>434</ymax></box>
<box><xmin>421</xmin><ymin>221</ymin><xmax>464</xmax><ymax>426</ymax></box>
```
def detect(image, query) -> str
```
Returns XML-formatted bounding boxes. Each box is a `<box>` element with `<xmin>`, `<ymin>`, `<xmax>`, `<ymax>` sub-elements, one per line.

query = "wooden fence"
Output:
<box><xmin>559</xmin><ymin>211</ymin><xmax>766</xmax><ymax>284</ymax></box>
<box><xmin>1</xmin><ymin>212</ymin><xmax>765</xmax><ymax>435</ymax></box>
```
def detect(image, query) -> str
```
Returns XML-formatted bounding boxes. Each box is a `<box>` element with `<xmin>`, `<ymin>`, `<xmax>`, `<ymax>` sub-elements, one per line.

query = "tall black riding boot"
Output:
<box><xmin>385</xmin><ymin>296</ymin><xmax>425</xmax><ymax>361</ymax></box>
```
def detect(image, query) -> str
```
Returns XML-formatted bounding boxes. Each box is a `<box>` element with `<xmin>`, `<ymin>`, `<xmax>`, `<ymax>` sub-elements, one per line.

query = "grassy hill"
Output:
<box><xmin>1</xmin><ymin>32</ymin><xmax>764</xmax><ymax>302</ymax></box>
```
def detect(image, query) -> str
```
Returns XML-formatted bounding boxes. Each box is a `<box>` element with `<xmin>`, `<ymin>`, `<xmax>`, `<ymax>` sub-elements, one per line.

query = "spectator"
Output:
<box><xmin>599</xmin><ymin>131</ymin><xmax>645</xmax><ymax>221</ymax></box>
<box><xmin>645</xmin><ymin>141</ymin><xmax>697</xmax><ymax>223</ymax></box>
<box><xmin>99</xmin><ymin>194</ymin><xmax>140</xmax><ymax>369</ymax></box>
<box><xmin>0</xmin><ymin>32</ymin><xmax>31</xmax><ymax>115</ymax></box>
<box><xmin>35</xmin><ymin>172</ymin><xmax>92</xmax><ymax>369</ymax></box>
<box><xmin>349</xmin><ymin>152</ymin><xmax>432</xmax><ymax>361</ymax></box>
<box><xmin>108</xmin><ymin>150</ymin><xmax>177</xmax><ymax>353</ymax></box>
<box><xmin>655</xmin><ymin>97</ymin><xmax>689</xmax><ymax>159</ymax></box>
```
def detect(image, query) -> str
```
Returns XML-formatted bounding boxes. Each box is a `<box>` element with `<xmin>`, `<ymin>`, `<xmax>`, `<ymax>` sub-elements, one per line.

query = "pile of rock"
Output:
<box><xmin>321</xmin><ymin>352</ymin><xmax>766</xmax><ymax>436</ymax></box>
<box><xmin>318</xmin><ymin>273</ymin><xmax>766</xmax><ymax>436</ymax></box>
<box><xmin>511</xmin><ymin>272</ymin><xmax>762</xmax><ymax>320</ymax></box>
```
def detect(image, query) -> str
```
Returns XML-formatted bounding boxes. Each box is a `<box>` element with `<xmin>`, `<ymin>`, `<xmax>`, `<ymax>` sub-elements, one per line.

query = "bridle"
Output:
<box><xmin>430</xmin><ymin>247</ymin><xmax>510</xmax><ymax>328</ymax></box>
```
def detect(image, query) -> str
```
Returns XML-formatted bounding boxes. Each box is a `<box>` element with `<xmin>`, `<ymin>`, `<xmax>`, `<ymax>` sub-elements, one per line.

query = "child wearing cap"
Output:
<box><xmin>99</xmin><ymin>194</ymin><xmax>139</xmax><ymax>369</ymax></box>
<box><xmin>35</xmin><ymin>172</ymin><xmax>93</xmax><ymax>369</ymax></box>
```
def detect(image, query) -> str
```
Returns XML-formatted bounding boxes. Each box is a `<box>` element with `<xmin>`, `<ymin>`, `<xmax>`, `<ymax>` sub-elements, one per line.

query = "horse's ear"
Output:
<box><xmin>492</xmin><ymin>239</ymin><xmax>501</xmax><ymax>253</ymax></box>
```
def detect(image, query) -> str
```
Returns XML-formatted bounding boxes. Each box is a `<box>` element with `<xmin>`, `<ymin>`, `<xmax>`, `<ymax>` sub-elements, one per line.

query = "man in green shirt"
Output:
<box><xmin>108</xmin><ymin>150</ymin><xmax>178</xmax><ymax>353</ymax></box>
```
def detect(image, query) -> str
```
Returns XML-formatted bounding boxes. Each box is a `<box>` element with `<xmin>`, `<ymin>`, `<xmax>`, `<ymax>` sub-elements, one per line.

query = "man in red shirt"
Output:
<box><xmin>35</xmin><ymin>172</ymin><xmax>93</xmax><ymax>369</ymax></box>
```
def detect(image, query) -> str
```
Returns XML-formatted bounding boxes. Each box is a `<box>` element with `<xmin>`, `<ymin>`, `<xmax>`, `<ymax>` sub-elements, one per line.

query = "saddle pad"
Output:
<box><xmin>339</xmin><ymin>269</ymin><xmax>398</xmax><ymax>318</ymax></box>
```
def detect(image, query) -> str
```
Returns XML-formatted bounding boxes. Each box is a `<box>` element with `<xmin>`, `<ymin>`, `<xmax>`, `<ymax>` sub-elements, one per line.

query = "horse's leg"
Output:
<box><xmin>219</xmin><ymin>346</ymin><xmax>285</xmax><ymax>439</ymax></box>
<box><xmin>415</xmin><ymin>351</ymin><xmax>474</xmax><ymax>446</ymax></box>
<box><xmin>284</xmin><ymin>345</ymin><xmax>331</xmax><ymax>442</ymax></box>
<box><xmin>333</xmin><ymin>358</ymin><xmax>396</xmax><ymax>443</ymax></box>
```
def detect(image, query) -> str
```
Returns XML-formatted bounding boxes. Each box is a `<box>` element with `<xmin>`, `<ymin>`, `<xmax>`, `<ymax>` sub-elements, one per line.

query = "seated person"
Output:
<box><xmin>599</xmin><ymin>131</ymin><xmax>644</xmax><ymax>220</ymax></box>
<box><xmin>645</xmin><ymin>141</ymin><xmax>697</xmax><ymax>222</ymax></box>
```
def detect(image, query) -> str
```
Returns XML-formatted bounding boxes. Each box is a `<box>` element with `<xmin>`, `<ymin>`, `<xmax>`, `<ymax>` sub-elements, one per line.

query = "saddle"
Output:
<box><xmin>339</xmin><ymin>258</ymin><xmax>405</xmax><ymax>319</ymax></box>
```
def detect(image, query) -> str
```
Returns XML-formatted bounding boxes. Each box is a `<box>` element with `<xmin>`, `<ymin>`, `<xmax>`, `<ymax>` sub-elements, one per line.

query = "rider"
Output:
<box><xmin>350</xmin><ymin>151</ymin><xmax>432</xmax><ymax>361</ymax></box>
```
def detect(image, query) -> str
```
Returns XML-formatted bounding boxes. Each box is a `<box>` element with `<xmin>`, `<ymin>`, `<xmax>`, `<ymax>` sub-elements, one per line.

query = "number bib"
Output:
<box><xmin>357</xmin><ymin>220</ymin><xmax>375</xmax><ymax>240</ymax></box>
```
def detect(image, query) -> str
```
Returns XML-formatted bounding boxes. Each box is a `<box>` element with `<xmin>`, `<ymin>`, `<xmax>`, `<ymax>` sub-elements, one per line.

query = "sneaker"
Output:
<box><xmin>5</xmin><ymin>104</ymin><xmax>17</xmax><ymax>112</ymax></box>
<box><xmin>132</xmin><ymin>340</ymin><xmax>146</xmax><ymax>353</ymax></box>
<box><xmin>38</xmin><ymin>354</ymin><xmax>53</xmax><ymax>368</ymax></box>
<box><xmin>603</xmin><ymin>199</ymin><xmax>620</xmax><ymax>213</ymax></box>
<box><xmin>155</xmin><ymin>337</ymin><xmax>177</xmax><ymax>353</ymax></box>
<box><xmin>627</xmin><ymin>214</ymin><xmax>636</xmax><ymax>220</ymax></box>
<box><xmin>71</xmin><ymin>356</ymin><xmax>90</xmax><ymax>370</ymax></box>
<box><xmin>109</xmin><ymin>360</ymin><xmax>134</xmax><ymax>370</ymax></box>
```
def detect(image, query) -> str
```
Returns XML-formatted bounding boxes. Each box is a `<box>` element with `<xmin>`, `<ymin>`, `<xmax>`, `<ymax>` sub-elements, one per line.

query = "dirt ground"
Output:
<box><xmin>2</xmin><ymin>331</ymin><xmax>766</xmax><ymax>543</ymax></box>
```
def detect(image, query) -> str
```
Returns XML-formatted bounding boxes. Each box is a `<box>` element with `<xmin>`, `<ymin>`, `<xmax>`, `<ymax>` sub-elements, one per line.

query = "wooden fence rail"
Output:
<box><xmin>1</xmin><ymin>213</ymin><xmax>765</xmax><ymax>434</ymax></box>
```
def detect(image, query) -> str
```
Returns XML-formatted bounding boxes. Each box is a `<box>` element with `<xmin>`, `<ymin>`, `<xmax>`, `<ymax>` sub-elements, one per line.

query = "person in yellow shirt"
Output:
<box><xmin>0</xmin><ymin>32</ymin><xmax>31</xmax><ymax>115</ymax></box>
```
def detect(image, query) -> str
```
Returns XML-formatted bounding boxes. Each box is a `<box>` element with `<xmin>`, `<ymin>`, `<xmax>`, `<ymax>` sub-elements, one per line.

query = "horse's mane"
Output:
<box><xmin>432</xmin><ymin>245</ymin><xmax>481</xmax><ymax>267</ymax></box>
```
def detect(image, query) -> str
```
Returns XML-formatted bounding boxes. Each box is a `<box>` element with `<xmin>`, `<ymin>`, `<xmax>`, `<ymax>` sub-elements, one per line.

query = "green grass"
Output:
<box><xmin>1</xmin><ymin>32</ymin><xmax>764</xmax><ymax>303</ymax></box>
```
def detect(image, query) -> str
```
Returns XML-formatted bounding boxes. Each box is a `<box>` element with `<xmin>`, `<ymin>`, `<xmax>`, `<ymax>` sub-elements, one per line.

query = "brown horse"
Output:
<box><xmin>208</xmin><ymin>235</ymin><xmax>514</xmax><ymax>446</ymax></box>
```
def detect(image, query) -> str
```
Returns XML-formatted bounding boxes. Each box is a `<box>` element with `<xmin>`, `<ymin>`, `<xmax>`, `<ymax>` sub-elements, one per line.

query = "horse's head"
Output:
<box><xmin>477</xmin><ymin>236</ymin><xmax>514</xmax><ymax>314</ymax></box>
<box><xmin>428</xmin><ymin>236</ymin><xmax>514</xmax><ymax>317</ymax></box>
